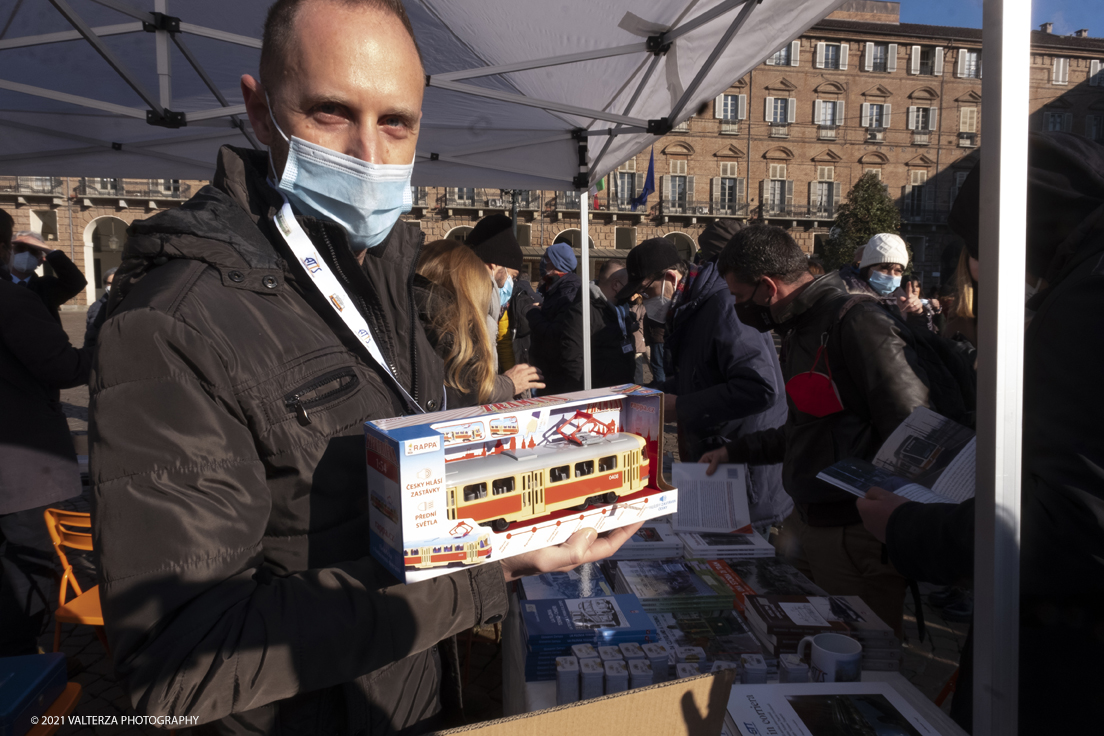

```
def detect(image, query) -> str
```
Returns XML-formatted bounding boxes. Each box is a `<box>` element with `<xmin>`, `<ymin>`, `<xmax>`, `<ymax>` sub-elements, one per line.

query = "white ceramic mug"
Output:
<box><xmin>796</xmin><ymin>632</ymin><xmax>862</xmax><ymax>683</ymax></box>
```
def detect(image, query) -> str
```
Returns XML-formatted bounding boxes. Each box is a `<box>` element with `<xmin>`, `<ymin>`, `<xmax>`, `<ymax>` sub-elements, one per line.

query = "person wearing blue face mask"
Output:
<box><xmin>841</xmin><ymin>233</ymin><xmax>935</xmax><ymax>334</ymax></box>
<box><xmin>85</xmin><ymin>1</ymin><xmax>639</xmax><ymax>733</ymax></box>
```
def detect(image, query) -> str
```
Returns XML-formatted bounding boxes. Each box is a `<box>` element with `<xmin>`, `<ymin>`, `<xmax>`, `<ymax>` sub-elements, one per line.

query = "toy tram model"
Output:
<box><xmin>403</xmin><ymin>533</ymin><xmax>492</xmax><ymax>569</ymax></box>
<box><xmin>444</xmin><ymin>432</ymin><xmax>649</xmax><ymax>532</ymax></box>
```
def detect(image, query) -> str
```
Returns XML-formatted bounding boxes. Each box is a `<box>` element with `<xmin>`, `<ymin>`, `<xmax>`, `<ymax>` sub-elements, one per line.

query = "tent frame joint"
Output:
<box><xmin>142</xmin><ymin>12</ymin><xmax>180</xmax><ymax>34</ymax></box>
<box><xmin>647</xmin><ymin>117</ymin><xmax>673</xmax><ymax>135</ymax></box>
<box><xmin>646</xmin><ymin>35</ymin><xmax>672</xmax><ymax>56</ymax></box>
<box><xmin>147</xmin><ymin>109</ymin><xmax>187</xmax><ymax>128</ymax></box>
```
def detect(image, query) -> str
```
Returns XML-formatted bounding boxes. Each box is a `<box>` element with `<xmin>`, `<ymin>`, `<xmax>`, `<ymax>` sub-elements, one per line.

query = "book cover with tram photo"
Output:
<box><xmin>365</xmin><ymin>386</ymin><xmax>678</xmax><ymax>584</ymax></box>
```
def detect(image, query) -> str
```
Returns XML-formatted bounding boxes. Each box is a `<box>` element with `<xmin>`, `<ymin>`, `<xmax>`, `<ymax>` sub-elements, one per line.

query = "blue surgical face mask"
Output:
<box><xmin>867</xmin><ymin>270</ymin><xmax>902</xmax><ymax>296</ymax></box>
<box><xmin>267</xmin><ymin>99</ymin><xmax>413</xmax><ymax>250</ymax></box>
<box><xmin>499</xmin><ymin>274</ymin><xmax>514</xmax><ymax>308</ymax></box>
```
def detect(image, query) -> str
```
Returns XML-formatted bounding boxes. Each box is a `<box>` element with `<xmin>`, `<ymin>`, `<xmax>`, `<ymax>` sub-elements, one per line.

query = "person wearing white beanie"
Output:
<box><xmin>843</xmin><ymin>232</ymin><xmax>934</xmax><ymax>332</ymax></box>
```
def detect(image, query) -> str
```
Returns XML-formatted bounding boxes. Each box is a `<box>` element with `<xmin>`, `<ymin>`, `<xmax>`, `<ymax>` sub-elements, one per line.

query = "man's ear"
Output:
<box><xmin>760</xmin><ymin>276</ymin><xmax>781</xmax><ymax>303</ymax></box>
<box><xmin>241</xmin><ymin>74</ymin><xmax>276</xmax><ymax>147</ymax></box>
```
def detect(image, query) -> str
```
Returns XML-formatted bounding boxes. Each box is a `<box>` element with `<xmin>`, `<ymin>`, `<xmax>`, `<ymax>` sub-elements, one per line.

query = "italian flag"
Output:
<box><xmin>590</xmin><ymin>176</ymin><xmax>606</xmax><ymax>209</ymax></box>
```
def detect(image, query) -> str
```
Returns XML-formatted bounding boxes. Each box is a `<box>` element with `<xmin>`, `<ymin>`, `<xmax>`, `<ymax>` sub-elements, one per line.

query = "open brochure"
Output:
<box><xmin>817</xmin><ymin>407</ymin><xmax>975</xmax><ymax>504</ymax></box>
<box><xmin>727</xmin><ymin>681</ymin><xmax>941</xmax><ymax>736</ymax></box>
<box><xmin>670</xmin><ymin>463</ymin><xmax>751</xmax><ymax>532</ymax></box>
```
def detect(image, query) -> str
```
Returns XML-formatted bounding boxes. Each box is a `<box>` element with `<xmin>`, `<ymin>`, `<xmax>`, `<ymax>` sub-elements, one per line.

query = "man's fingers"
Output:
<box><xmin>530</xmin><ymin>381</ymin><xmax>547</xmax><ymax>389</ymax></box>
<box><xmin>864</xmin><ymin>486</ymin><xmax>892</xmax><ymax>500</ymax></box>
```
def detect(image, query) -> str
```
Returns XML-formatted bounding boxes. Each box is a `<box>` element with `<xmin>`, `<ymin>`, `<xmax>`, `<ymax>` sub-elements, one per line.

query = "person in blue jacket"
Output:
<box><xmin>616</xmin><ymin>237</ymin><xmax>792</xmax><ymax>530</ymax></box>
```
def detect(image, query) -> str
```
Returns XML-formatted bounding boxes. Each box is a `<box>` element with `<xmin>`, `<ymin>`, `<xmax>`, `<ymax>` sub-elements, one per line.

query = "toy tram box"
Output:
<box><xmin>366</xmin><ymin>386</ymin><xmax>677</xmax><ymax>584</ymax></box>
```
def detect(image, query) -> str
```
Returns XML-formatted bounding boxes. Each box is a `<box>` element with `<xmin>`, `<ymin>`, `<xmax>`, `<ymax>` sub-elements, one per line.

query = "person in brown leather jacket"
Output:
<box><xmin>703</xmin><ymin>224</ymin><xmax>931</xmax><ymax>637</ymax></box>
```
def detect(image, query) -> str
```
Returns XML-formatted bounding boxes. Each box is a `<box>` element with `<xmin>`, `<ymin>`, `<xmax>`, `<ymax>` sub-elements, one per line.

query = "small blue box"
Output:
<box><xmin>0</xmin><ymin>653</ymin><xmax>67</xmax><ymax>736</ymax></box>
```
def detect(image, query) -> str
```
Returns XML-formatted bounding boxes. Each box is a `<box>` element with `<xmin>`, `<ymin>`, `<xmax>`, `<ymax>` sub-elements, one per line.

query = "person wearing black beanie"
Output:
<box><xmin>858</xmin><ymin>131</ymin><xmax>1104</xmax><ymax>733</ymax></box>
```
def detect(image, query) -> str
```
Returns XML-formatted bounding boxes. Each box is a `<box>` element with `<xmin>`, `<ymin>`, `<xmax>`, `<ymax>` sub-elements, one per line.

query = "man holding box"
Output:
<box><xmin>90</xmin><ymin>1</ymin><xmax>636</xmax><ymax>733</ymax></box>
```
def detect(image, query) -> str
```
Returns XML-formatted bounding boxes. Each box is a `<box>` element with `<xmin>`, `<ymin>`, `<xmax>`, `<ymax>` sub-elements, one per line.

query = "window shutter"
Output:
<box><xmin>934</xmin><ymin>47</ymin><xmax>945</xmax><ymax>75</ymax></box>
<box><xmin>861</xmin><ymin>102</ymin><xmax>871</xmax><ymax>127</ymax></box>
<box><xmin>759</xmin><ymin>179</ymin><xmax>766</xmax><ymax>209</ymax></box>
<box><xmin>714</xmin><ymin>95</ymin><xmax>724</xmax><ymax>118</ymax></box>
<box><xmin>738</xmin><ymin>94</ymin><xmax>747</xmax><ymax>120</ymax></box>
<box><xmin>840</xmin><ymin>43</ymin><xmax>849</xmax><ymax>70</ymax></box>
<box><xmin>814</xmin><ymin>100</ymin><xmax>824</xmax><ymax>125</ymax></box>
<box><xmin>808</xmin><ymin>181</ymin><xmax>815</xmax><ymax>209</ymax></box>
<box><xmin>765</xmin><ymin>96</ymin><xmax>775</xmax><ymax>122</ymax></box>
<box><xmin>712</xmin><ymin>177</ymin><xmax>721</xmax><ymax>210</ymax></box>
<box><xmin>790</xmin><ymin>40</ymin><xmax>800</xmax><ymax>66</ymax></box>
<box><xmin>956</xmin><ymin>48</ymin><xmax>966</xmax><ymax>77</ymax></box>
<box><xmin>1064</xmin><ymin>113</ymin><xmax>1073</xmax><ymax>132</ymax></box>
<box><xmin>765</xmin><ymin>51</ymin><xmax>775</xmax><ymax>66</ymax></box>
<box><xmin>864</xmin><ymin>42</ymin><xmax>874</xmax><ymax>71</ymax></box>
<box><xmin>907</xmin><ymin>106</ymin><xmax>917</xmax><ymax>131</ymax></box>
<box><xmin>910</xmin><ymin>46</ymin><xmax>921</xmax><ymax>75</ymax></box>
<box><xmin>923</xmin><ymin>181</ymin><xmax>935</xmax><ymax>212</ymax></box>
<box><xmin>928</xmin><ymin>106</ymin><xmax>938</xmax><ymax>131</ymax></box>
<box><xmin>635</xmin><ymin>172</ymin><xmax>644</xmax><ymax>196</ymax></box>
<box><xmin>884</xmin><ymin>103</ymin><xmax>892</xmax><ymax>128</ymax></box>
<box><xmin>738</xmin><ymin>178</ymin><xmax>746</xmax><ymax>204</ymax></box>
<box><xmin>1061</xmin><ymin>58</ymin><xmax>1070</xmax><ymax>84</ymax></box>
<box><xmin>833</xmin><ymin>182</ymin><xmax>842</xmax><ymax>210</ymax></box>
<box><xmin>686</xmin><ymin>176</ymin><xmax>695</xmax><ymax>207</ymax></box>
<box><xmin>836</xmin><ymin>101</ymin><xmax>845</xmax><ymax>126</ymax></box>
<box><xmin>447</xmin><ymin>187</ymin><xmax>457</xmax><ymax>202</ymax></box>
<box><xmin>788</xmin><ymin>98</ymin><xmax>797</xmax><ymax>124</ymax></box>
<box><xmin>785</xmin><ymin>180</ymin><xmax>794</xmax><ymax>209</ymax></box>
<box><xmin>1051</xmin><ymin>58</ymin><xmax>1059</xmax><ymax>84</ymax></box>
<box><xmin>887</xmin><ymin>44</ymin><xmax>898</xmax><ymax>73</ymax></box>
<box><xmin>816</xmin><ymin>42</ymin><xmax>825</xmax><ymax>68</ymax></box>
<box><xmin>1092</xmin><ymin>60</ymin><xmax>1102</xmax><ymax>86</ymax></box>
<box><xmin>662</xmin><ymin>175</ymin><xmax>671</xmax><ymax>205</ymax></box>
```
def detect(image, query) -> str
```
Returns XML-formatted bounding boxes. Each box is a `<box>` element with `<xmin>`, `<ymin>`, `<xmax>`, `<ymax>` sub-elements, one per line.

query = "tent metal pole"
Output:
<box><xmin>664</xmin><ymin>0</ymin><xmax>750</xmax><ymax>43</ymax></box>
<box><xmin>433</xmin><ymin>43</ymin><xmax>648</xmax><ymax>82</ymax></box>
<box><xmin>0</xmin><ymin>78</ymin><xmax>145</xmax><ymax>118</ymax></box>
<box><xmin>48</xmin><ymin>0</ymin><xmax>165</xmax><ymax>116</ymax></box>
<box><xmin>154</xmin><ymin>0</ymin><xmax>171</xmax><ymax>110</ymax></box>
<box><xmin>667</xmin><ymin>0</ymin><xmax>758</xmax><ymax>123</ymax></box>
<box><xmin>590</xmin><ymin>52</ymin><xmax>664</xmax><ymax>182</ymax></box>
<box><xmin>0</xmin><ymin>22</ymin><xmax>140</xmax><ymax>50</ymax></box>
<box><xmin>88</xmin><ymin>0</ymin><xmax>152</xmax><ymax>23</ymax></box>
<box><xmin>581</xmin><ymin>192</ymin><xmax>591</xmax><ymax>391</ymax></box>
<box><xmin>427</xmin><ymin>79</ymin><xmax>651</xmax><ymax>128</ymax></box>
<box><xmin>187</xmin><ymin>104</ymin><xmax>249</xmax><ymax>121</ymax></box>
<box><xmin>177</xmin><ymin>22</ymin><xmax>261</xmax><ymax>49</ymax></box>
<box><xmin>172</xmin><ymin>34</ymin><xmax>261</xmax><ymax>149</ymax></box>
<box><xmin>974</xmin><ymin>0</ymin><xmax>1029</xmax><ymax>733</ymax></box>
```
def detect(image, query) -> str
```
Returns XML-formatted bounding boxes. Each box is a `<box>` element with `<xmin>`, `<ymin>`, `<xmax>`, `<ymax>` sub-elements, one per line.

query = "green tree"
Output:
<box><xmin>822</xmin><ymin>172</ymin><xmax>905</xmax><ymax>271</ymax></box>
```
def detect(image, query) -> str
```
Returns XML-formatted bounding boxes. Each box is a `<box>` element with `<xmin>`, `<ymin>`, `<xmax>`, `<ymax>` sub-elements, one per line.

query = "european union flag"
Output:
<box><xmin>631</xmin><ymin>147</ymin><xmax>655</xmax><ymax>212</ymax></box>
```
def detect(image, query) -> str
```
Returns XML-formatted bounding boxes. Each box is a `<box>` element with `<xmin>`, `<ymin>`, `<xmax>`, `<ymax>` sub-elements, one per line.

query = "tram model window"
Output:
<box><xmin>550</xmin><ymin>465</ymin><xmax>570</xmax><ymax>483</ymax></box>
<box><xmin>463</xmin><ymin>482</ymin><xmax>487</xmax><ymax>501</ymax></box>
<box><xmin>575</xmin><ymin>460</ymin><xmax>594</xmax><ymax>477</ymax></box>
<box><xmin>492</xmin><ymin>477</ymin><xmax>515</xmax><ymax>496</ymax></box>
<box><xmin>598</xmin><ymin>455</ymin><xmax>617</xmax><ymax>472</ymax></box>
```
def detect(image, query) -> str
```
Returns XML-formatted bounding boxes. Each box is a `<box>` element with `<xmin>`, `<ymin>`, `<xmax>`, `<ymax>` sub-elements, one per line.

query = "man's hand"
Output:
<box><xmin>663</xmin><ymin>393</ymin><xmax>677</xmax><ymax>419</ymax></box>
<box><xmin>699</xmin><ymin>446</ymin><xmax>729</xmax><ymax>476</ymax></box>
<box><xmin>499</xmin><ymin>522</ymin><xmax>644</xmax><ymax>582</ymax></box>
<box><xmin>856</xmin><ymin>486</ymin><xmax>911</xmax><ymax>543</ymax></box>
<box><xmin>504</xmin><ymin>363</ymin><xmax>545</xmax><ymax>394</ymax></box>
<box><xmin>896</xmin><ymin>281</ymin><xmax>923</xmax><ymax>317</ymax></box>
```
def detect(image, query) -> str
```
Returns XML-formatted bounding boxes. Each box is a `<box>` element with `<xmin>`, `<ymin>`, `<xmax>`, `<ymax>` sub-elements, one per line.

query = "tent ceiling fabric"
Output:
<box><xmin>0</xmin><ymin>0</ymin><xmax>844</xmax><ymax>187</ymax></box>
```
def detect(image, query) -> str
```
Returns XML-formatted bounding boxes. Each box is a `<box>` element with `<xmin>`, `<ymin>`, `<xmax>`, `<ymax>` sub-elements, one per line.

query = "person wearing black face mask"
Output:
<box><xmin>703</xmin><ymin>224</ymin><xmax>931</xmax><ymax>640</ymax></box>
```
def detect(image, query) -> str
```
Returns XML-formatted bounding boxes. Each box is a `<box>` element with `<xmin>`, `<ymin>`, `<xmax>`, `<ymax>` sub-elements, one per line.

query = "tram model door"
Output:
<box><xmin>420</xmin><ymin>547</ymin><xmax>433</xmax><ymax>567</ymax></box>
<box><xmin>465</xmin><ymin>542</ymin><xmax>478</xmax><ymax>564</ymax></box>
<box><xmin>530</xmin><ymin>471</ymin><xmax>546</xmax><ymax>514</ymax></box>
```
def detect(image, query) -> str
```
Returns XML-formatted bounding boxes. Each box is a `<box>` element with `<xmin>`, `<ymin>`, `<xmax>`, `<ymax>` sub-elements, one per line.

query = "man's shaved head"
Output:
<box><xmin>260</xmin><ymin>0</ymin><xmax>422</xmax><ymax>95</ymax></box>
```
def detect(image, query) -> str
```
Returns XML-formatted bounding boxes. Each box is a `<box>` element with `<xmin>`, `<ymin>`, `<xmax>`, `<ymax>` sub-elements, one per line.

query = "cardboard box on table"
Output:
<box><xmin>432</xmin><ymin>669</ymin><xmax>734</xmax><ymax>736</ymax></box>
<box><xmin>367</xmin><ymin>386</ymin><xmax>677</xmax><ymax>584</ymax></box>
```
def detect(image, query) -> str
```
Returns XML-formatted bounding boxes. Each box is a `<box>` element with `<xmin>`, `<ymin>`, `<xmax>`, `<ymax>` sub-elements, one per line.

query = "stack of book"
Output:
<box><xmin>611</xmin><ymin>559</ymin><xmax>734</xmax><ymax>613</ymax></box>
<box><xmin>607</xmin><ymin>522</ymin><xmax>683</xmax><ymax>560</ymax></box>
<box><xmin>677</xmin><ymin>528</ymin><xmax>776</xmax><ymax>559</ymax></box>
<box><xmin>518</xmin><ymin>562</ymin><xmax>612</xmax><ymax>600</ymax></box>
<box><xmin>521</xmin><ymin>593</ymin><xmax>657</xmax><ymax>681</ymax></box>
<box><xmin>706</xmin><ymin>557</ymin><xmax>825</xmax><ymax>613</ymax></box>
<box><xmin>743</xmin><ymin>594</ymin><xmax>901</xmax><ymax>671</ymax></box>
<box><xmin>649</xmin><ymin>609</ymin><xmax>770</xmax><ymax>675</ymax></box>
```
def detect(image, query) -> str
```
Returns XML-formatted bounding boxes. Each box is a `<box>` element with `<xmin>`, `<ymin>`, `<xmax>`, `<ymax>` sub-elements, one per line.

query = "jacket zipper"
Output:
<box><xmin>284</xmin><ymin>368</ymin><xmax>359</xmax><ymax>426</ymax></box>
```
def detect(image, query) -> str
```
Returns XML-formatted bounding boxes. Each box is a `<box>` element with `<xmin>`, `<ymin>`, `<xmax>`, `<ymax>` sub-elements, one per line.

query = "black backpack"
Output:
<box><xmin>830</xmin><ymin>296</ymin><xmax>977</xmax><ymax>429</ymax></box>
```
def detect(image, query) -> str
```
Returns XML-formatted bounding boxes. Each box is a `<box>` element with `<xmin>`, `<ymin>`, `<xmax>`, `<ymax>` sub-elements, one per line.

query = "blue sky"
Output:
<box><xmin>900</xmin><ymin>0</ymin><xmax>1100</xmax><ymax>35</ymax></box>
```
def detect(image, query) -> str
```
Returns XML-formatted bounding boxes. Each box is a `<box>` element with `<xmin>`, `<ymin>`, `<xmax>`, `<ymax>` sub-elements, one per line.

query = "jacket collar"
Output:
<box><xmin>774</xmin><ymin>272</ymin><xmax>849</xmax><ymax>333</ymax></box>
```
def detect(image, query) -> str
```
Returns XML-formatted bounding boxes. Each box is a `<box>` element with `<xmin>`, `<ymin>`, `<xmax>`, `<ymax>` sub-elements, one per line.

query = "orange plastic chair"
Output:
<box><xmin>43</xmin><ymin>509</ymin><xmax>109</xmax><ymax>655</ymax></box>
<box><xmin>934</xmin><ymin>667</ymin><xmax>959</xmax><ymax>707</ymax></box>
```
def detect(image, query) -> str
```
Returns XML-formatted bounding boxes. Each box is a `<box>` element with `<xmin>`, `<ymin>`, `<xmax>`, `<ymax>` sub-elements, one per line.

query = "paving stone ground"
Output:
<box><xmin>41</xmin><ymin>312</ymin><xmax>966</xmax><ymax>731</ymax></box>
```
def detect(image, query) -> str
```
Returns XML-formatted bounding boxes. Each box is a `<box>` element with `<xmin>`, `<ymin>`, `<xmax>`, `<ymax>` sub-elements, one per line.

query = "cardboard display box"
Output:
<box><xmin>366</xmin><ymin>386</ymin><xmax>676</xmax><ymax>583</ymax></box>
<box><xmin>433</xmin><ymin>669</ymin><xmax>734</xmax><ymax>736</ymax></box>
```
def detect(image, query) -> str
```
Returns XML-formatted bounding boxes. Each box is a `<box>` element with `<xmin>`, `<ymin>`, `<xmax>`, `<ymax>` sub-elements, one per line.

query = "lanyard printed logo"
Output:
<box><xmin>272</xmin><ymin>198</ymin><xmax>426</xmax><ymax>414</ymax></box>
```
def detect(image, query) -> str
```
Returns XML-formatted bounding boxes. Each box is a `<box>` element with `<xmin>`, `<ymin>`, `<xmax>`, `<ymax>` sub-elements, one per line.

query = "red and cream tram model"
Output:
<box><xmin>444</xmin><ymin>432</ymin><xmax>649</xmax><ymax>532</ymax></box>
<box><xmin>403</xmin><ymin>533</ymin><xmax>492</xmax><ymax>569</ymax></box>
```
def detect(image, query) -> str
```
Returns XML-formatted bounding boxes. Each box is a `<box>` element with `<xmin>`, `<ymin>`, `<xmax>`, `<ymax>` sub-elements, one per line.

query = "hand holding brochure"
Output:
<box><xmin>817</xmin><ymin>407</ymin><xmax>975</xmax><ymax>504</ymax></box>
<box><xmin>671</xmin><ymin>463</ymin><xmax>750</xmax><ymax>531</ymax></box>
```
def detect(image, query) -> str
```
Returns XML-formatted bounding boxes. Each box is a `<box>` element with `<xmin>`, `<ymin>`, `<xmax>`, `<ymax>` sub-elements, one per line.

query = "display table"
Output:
<box><xmin>501</xmin><ymin>593</ymin><xmax>967</xmax><ymax>736</ymax></box>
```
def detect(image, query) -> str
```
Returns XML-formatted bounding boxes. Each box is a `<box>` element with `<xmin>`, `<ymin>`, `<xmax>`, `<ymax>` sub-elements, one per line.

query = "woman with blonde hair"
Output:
<box><xmin>943</xmin><ymin>246</ymin><xmax>979</xmax><ymax>345</ymax></box>
<box><xmin>416</xmin><ymin>239</ymin><xmax>542</xmax><ymax>407</ymax></box>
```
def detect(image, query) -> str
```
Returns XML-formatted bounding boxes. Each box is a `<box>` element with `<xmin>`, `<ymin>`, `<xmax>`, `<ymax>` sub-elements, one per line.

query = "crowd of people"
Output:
<box><xmin>1</xmin><ymin>0</ymin><xmax>1101</xmax><ymax>734</ymax></box>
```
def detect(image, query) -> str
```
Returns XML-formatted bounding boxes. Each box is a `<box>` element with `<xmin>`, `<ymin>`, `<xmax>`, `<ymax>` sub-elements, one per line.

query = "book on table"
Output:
<box><xmin>689</xmin><ymin>557</ymin><xmax>824</xmax><ymax>613</ymax></box>
<box><xmin>817</xmin><ymin>406</ymin><xmax>976</xmax><ymax>504</ymax></box>
<box><xmin>607</xmin><ymin>521</ymin><xmax>684</xmax><ymax>560</ymax></box>
<box><xmin>648</xmin><ymin>609</ymin><xmax>766</xmax><ymax>671</ymax></box>
<box><xmin>677</xmin><ymin>525</ymin><xmax>776</xmax><ymax>559</ymax></box>
<box><xmin>518</xmin><ymin>562</ymin><xmax>612</xmax><ymax>600</ymax></box>
<box><xmin>612</xmin><ymin>559</ymin><xmax>734</xmax><ymax>612</ymax></box>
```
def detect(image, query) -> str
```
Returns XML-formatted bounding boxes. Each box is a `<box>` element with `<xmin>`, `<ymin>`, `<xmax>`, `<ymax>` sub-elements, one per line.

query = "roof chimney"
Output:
<box><xmin>1074</xmin><ymin>29</ymin><xmax>1089</xmax><ymax>38</ymax></box>
<box><xmin>1040</xmin><ymin>22</ymin><xmax>1053</xmax><ymax>34</ymax></box>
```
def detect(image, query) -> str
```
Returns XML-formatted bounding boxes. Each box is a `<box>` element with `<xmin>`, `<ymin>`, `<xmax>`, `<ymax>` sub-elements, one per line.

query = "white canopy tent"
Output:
<box><xmin>0</xmin><ymin>1</ymin><xmax>1030</xmax><ymax>732</ymax></box>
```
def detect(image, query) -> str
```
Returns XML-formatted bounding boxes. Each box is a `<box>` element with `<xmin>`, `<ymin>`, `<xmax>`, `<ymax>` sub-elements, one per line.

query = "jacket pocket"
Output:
<box><xmin>284</xmin><ymin>368</ymin><xmax>360</xmax><ymax>426</ymax></box>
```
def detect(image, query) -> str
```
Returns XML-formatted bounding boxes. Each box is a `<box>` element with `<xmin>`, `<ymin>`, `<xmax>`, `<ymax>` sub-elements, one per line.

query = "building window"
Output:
<box><xmin>904</xmin><ymin>169</ymin><xmax>932</xmax><ymax>219</ymax></box>
<box><xmin>1087</xmin><ymin>115</ymin><xmax>1104</xmax><ymax>143</ymax></box>
<box><xmin>616</xmin><ymin>171</ymin><xmax>636</xmax><ymax>209</ymax></box>
<box><xmin>665</xmin><ymin>160</ymin><xmax>689</xmax><ymax>213</ymax></box>
<box><xmin>908</xmin><ymin>106</ymin><xmax>938</xmax><ymax>131</ymax></box>
<box><xmin>815</xmin><ymin>42</ymin><xmax>849</xmax><ymax>70</ymax></box>
<box><xmin>766</xmin><ymin>41</ymin><xmax>799</xmax><ymax>67</ymax></box>
<box><xmin>1044</xmin><ymin>112</ymin><xmax>1072</xmax><ymax>133</ymax></box>
<box><xmin>959</xmin><ymin>107</ymin><xmax>978</xmax><ymax>133</ymax></box>
<box><xmin>719</xmin><ymin>178</ymin><xmax>740</xmax><ymax>211</ymax></box>
<box><xmin>865</xmin><ymin>42</ymin><xmax>897</xmax><ymax>73</ymax></box>
<box><xmin>910</xmin><ymin>46</ymin><xmax>943</xmax><ymax>76</ymax></box>
<box><xmin>715</xmin><ymin>93</ymin><xmax>746</xmax><ymax>134</ymax></box>
<box><xmin>772</xmin><ymin>97</ymin><xmax>789</xmax><ymax>123</ymax></box>
<box><xmin>1092</xmin><ymin>60</ymin><xmax>1103</xmax><ymax>87</ymax></box>
<box><xmin>764</xmin><ymin>164</ymin><xmax>791</xmax><ymax>215</ymax></box>
<box><xmin>823</xmin><ymin>43</ymin><xmax>841</xmax><ymax>69</ymax></box>
<box><xmin>818</xmin><ymin>100</ymin><xmax>841</xmax><ymax>126</ymax></box>
<box><xmin>957</xmin><ymin>49</ymin><xmax>981</xmax><ymax>78</ymax></box>
<box><xmin>865</xmin><ymin>168</ymin><xmax>882</xmax><ymax>180</ymax></box>
<box><xmin>1052</xmin><ymin>57</ymin><xmax>1070</xmax><ymax>86</ymax></box>
<box><xmin>862</xmin><ymin>102</ymin><xmax>890</xmax><ymax>129</ymax></box>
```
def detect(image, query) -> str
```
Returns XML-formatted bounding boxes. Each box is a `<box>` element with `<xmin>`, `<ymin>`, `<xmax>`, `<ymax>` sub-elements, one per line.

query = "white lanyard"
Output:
<box><xmin>272</xmin><ymin>199</ymin><xmax>426</xmax><ymax>414</ymax></box>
